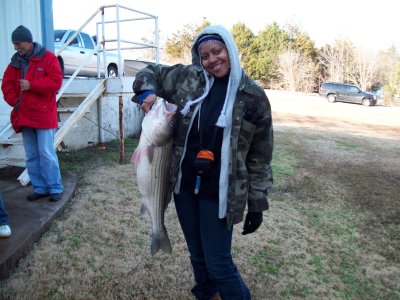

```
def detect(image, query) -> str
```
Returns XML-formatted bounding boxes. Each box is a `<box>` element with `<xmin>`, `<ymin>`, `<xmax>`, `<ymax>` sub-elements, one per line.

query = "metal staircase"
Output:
<box><xmin>18</xmin><ymin>80</ymin><xmax>107</xmax><ymax>185</ymax></box>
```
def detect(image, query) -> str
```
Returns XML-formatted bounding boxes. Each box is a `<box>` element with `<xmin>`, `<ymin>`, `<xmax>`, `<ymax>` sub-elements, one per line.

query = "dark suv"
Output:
<box><xmin>319</xmin><ymin>82</ymin><xmax>378</xmax><ymax>106</ymax></box>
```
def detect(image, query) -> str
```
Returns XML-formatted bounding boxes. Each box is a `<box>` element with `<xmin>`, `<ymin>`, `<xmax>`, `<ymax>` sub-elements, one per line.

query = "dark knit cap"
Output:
<box><xmin>195</xmin><ymin>34</ymin><xmax>225</xmax><ymax>51</ymax></box>
<box><xmin>11</xmin><ymin>25</ymin><xmax>33</xmax><ymax>43</ymax></box>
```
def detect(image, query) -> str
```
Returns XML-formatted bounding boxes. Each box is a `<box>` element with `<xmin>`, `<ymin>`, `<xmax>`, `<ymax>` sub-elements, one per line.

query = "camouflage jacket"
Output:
<box><xmin>132</xmin><ymin>63</ymin><xmax>273</xmax><ymax>228</ymax></box>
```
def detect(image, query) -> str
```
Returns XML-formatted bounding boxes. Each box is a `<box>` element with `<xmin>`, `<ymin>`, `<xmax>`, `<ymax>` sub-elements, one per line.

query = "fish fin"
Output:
<box><xmin>151</xmin><ymin>226</ymin><xmax>172</xmax><ymax>256</ymax></box>
<box><xmin>146</xmin><ymin>145</ymin><xmax>155</xmax><ymax>163</ymax></box>
<box><xmin>164</xmin><ymin>190</ymin><xmax>172</xmax><ymax>212</ymax></box>
<box><xmin>140</xmin><ymin>203</ymin><xmax>147</xmax><ymax>215</ymax></box>
<box><xmin>131</xmin><ymin>147</ymin><xmax>140</xmax><ymax>164</ymax></box>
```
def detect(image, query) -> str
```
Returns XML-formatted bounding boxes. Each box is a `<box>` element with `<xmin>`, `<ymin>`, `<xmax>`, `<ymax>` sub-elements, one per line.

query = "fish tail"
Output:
<box><xmin>131</xmin><ymin>148</ymin><xmax>140</xmax><ymax>164</ymax></box>
<box><xmin>151</xmin><ymin>226</ymin><xmax>172</xmax><ymax>256</ymax></box>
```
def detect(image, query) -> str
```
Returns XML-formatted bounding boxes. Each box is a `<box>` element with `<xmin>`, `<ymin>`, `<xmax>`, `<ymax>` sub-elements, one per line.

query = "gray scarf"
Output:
<box><xmin>10</xmin><ymin>42</ymin><xmax>46</xmax><ymax>78</ymax></box>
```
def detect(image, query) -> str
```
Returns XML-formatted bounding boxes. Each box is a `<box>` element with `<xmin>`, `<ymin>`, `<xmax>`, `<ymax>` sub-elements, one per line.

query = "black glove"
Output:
<box><xmin>242</xmin><ymin>212</ymin><xmax>263</xmax><ymax>235</ymax></box>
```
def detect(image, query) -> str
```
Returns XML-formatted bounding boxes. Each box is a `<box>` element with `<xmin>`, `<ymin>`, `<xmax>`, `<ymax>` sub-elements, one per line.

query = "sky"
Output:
<box><xmin>53</xmin><ymin>0</ymin><xmax>399</xmax><ymax>54</ymax></box>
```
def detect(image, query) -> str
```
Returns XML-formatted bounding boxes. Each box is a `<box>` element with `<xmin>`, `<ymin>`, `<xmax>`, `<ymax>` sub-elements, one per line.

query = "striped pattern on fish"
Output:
<box><xmin>132</xmin><ymin>99</ymin><xmax>177</xmax><ymax>255</ymax></box>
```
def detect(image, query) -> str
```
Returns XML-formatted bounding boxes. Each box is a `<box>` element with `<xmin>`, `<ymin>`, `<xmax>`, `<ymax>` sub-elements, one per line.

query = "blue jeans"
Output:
<box><xmin>174</xmin><ymin>190</ymin><xmax>251</xmax><ymax>300</ymax></box>
<box><xmin>0</xmin><ymin>194</ymin><xmax>10</xmax><ymax>226</ymax></box>
<box><xmin>22</xmin><ymin>127</ymin><xmax>63</xmax><ymax>194</ymax></box>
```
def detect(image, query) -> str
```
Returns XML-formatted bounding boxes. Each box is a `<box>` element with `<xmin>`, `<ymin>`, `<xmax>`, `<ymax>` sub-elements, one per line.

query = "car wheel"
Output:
<box><xmin>107</xmin><ymin>65</ymin><xmax>118</xmax><ymax>78</ymax></box>
<box><xmin>327</xmin><ymin>94</ymin><xmax>336</xmax><ymax>103</ymax></box>
<box><xmin>362</xmin><ymin>99</ymin><xmax>371</xmax><ymax>106</ymax></box>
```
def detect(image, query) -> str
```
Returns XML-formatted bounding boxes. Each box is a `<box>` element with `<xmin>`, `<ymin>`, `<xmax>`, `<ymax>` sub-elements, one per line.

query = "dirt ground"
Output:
<box><xmin>269</xmin><ymin>90</ymin><xmax>400</xmax><ymax>227</ymax></box>
<box><xmin>268</xmin><ymin>91</ymin><xmax>400</xmax><ymax>298</ymax></box>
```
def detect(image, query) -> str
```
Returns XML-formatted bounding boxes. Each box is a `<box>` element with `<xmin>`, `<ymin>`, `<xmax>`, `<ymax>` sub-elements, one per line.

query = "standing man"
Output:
<box><xmin>1</xmin><ymin>25</ymin><xmax>64</xmax><ymax>202</ymax></box>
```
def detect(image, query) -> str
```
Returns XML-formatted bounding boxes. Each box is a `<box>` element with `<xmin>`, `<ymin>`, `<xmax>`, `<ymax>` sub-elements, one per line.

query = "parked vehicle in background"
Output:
<box><xmin>373</xmin><ymin>88</ymin><xmax>383</xmax><ymax>100</ymax></box>
<box><xmin>54</xmin><ymin>29</ymin><xmax>122</xmax><ymax>78</ymax></box>
<box><xmin>319</xmin><ymin>82</ymin><xmax>378</xmax><ymax>106</ymax></box>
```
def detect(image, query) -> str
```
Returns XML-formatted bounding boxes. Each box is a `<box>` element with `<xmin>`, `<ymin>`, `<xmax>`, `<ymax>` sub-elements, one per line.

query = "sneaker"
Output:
<box><xmin>0</xmin><ymin>225</ymin><xmax>11</xmax><ymax>237</ymax></box>
<box><xmin>49</xmin><ymin>193</ymin><xmax>63</xmax><ymax>202</ymax></box>
<box><xmin>27</xmin><ymin>192</ymin><xmax>49</xmax><ymax>201</ymax></box>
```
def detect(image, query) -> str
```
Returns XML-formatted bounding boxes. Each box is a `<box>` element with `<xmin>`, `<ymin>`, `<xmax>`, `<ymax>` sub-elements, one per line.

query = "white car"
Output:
<box><xmin>54</xmin><ymin>29</ymin><xmax>123</xmax><ymax>78</ymax></box>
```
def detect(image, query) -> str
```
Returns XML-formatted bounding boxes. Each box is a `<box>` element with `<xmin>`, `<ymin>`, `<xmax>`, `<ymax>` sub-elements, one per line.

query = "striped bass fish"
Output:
<box><xmin>132</xmin><ymin>98</ymin><xmax>177</xmax><ymax>255</ymax></box>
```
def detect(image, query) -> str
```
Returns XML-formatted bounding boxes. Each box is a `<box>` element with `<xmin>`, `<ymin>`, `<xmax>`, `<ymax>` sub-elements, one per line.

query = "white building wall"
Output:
<box><xmin>58</xmin><ymin>94</ymin><xmax>143</xmax><ymax>151</ymax></box>
<box><xmin>0</xmin><ymin>0</ymin><xmax>42</xmax><ymax>129</ymax></box>
<box><xmin>0</xmin><ymin>0</ymin><xmax>42</xmax><ymax>79</ymax></box>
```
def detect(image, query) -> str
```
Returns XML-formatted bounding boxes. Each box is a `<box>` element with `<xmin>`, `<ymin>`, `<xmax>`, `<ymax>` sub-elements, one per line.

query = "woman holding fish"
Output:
<box><xmin>132</xmin><ymin>25</ymin><xmax>273</xmax><ymax>300</ymax></box>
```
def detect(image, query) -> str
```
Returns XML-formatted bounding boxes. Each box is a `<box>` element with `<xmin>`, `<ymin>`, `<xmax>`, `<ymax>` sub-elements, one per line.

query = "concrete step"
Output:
<box><xmin>0</xmin><ymin>157</ymin><xmax>26</xmax><ymax>167</ymax></box>
<box><xmin>57</xmin><ymin>107</ymin><xmax>90</xmax><ymax>113</ymax></box>
<box><xmin>0</xmin><ymin>137</ymin><xmax>23</xmax><ymax>146</ymax></box>
<box><xmin>59</xmin><ymin>93</ymin><xmax>88</xmax><ymax>98</ymax></box>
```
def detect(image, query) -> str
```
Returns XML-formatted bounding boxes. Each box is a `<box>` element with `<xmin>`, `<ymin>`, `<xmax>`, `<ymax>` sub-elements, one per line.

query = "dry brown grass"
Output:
<box><xmin>0</xmin><ymin>93</ymin><xmax>399</xmax><ymax>299</ymax></box>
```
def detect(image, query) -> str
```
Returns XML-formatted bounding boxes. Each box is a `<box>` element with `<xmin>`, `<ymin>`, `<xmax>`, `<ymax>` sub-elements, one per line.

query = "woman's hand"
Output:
<box><xmin>242</xmin><ymin>212</ymin><xmax>263</xmax><ymax>235</ymax></box>
<box><xmin>141</xmin><ymin>94</ymin><xmax>157</xmax><ymax>113</ymax></box>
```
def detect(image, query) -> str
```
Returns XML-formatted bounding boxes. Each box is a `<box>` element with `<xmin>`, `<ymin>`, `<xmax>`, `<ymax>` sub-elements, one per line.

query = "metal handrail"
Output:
<box><xmin>56</xmin><ymin>45</ymin><xmax>102</xmax><ymax>101</ymax></box>
<box><xmin>55</xmin><ymin>4</ymin><xmax>159</xmax><ymax>86</ymax></box>
<box><xmin>96</xmin><ymin>4</ymin><xmax>160</xmax><ymax>70</ymax></box>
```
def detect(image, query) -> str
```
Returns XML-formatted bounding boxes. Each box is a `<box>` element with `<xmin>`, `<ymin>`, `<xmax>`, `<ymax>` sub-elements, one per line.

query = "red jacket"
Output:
<box><xmin>1</xmin><ymin>46</ymin><xmax>62</xmax><ymax>133</ymax></box>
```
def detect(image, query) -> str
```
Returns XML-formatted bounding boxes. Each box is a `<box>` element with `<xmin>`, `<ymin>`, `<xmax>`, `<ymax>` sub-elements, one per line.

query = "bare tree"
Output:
<box><xmin>319</xmin><ymin>40</ymin><xmax>354</xmax><ymax>82</ymax></box>
<box><xmin>348</xmin><ymin>48</ymin><xmax>378</xmax><ymax>91</ymax></box>
<box><xmin>276</xmin><ymin>49</ymin><xmax>317</xmax><ymax>92</ymax></box>
<box><xmin>319</xmin><ymin>41</ymin><xmax>379</xmax><ymax>91</ymax></box>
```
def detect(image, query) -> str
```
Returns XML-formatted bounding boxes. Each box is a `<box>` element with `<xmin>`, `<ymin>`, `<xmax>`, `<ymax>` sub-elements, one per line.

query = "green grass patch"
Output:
<box><xmin>299</xmin><ymin>207</ymin><xmax>360</xmax><ymax>240</ymax></box>
<box><xmin>116</xmin><ymin>177</ymin><xmax>132</xmax><ymax>189</ymax></box>
<box><xmin>297</xmin><ymin>206</ymin><xmax>368</xmax><ymax>298</ymax></box>
<box><xmin>335</xmin><ymin>138</ymin><xmax>359</xmax><ymax>150</ymax></box>
<box><xmin>250</xmin><ymin>246</ymin><xmax>285</xmax><ymax>278</ymax></box>
<box><xmin>272</xmin><ymin>144</ymin><xmax>303</xmax><ymax>176</ymax></box>
<box><xmin>272</xmin><ymin>150</ymin><xmax>297</xmax><ymax>178</ymax></box>
<box><xmin>58</xmin><ymin>138</ymin><xmax>138</xmax><ymax>180</ymax></box>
